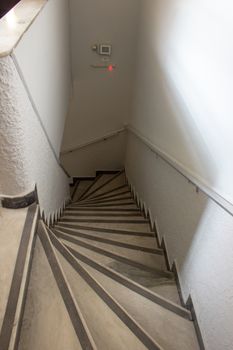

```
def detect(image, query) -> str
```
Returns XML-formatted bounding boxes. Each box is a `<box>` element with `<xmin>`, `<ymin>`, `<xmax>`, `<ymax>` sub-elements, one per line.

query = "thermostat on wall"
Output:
<box><xmin>99</xmin><ymin>44</ymin><xmax>112</xmax><ymax>56</ymax></box>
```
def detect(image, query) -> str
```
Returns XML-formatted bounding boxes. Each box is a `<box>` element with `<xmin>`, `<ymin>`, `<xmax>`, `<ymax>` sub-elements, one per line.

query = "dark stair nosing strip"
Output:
<box><xmin>81</xmin><ymin>170</ymin><xmax>125</xmax><ymax>201</ymax></box>
<box><xmin>49</xmin><ymin>230</ymin><xmax>163</xmax><ymax>350</ymax></box>
<box><xmin>0</xmin><ymin>204</ymin><xmax>38</xmax><ymax>350</ymax></box>
<box><xmin>96</xmin><ymin>170</ymin><xmax>120</xmax><ymax>175</ymax></box>
<box><xmin>55</xmin><ymin>238</ymin><xmax>191</xmax><ymax>320</ymax></box>
<box><xmin>71</xmin><ymin>180</ymin><xmax>80</xmax><ymax>200</ymax></box>
<box><xmin>66</xmin><ymin>207</ymin><xmax>140</xmax><ymax>212</ymax></box>
<box><xmin>78</xmin><ymin>190</ymin><xmax>132</xmax><ymax>204</ymax></box>
<box><xmin>78</xmin><ymin>174</ymin><xmax>103</xmax><ymax>200</ymax></box>
<box><xmin>38</xmin><ymin>223</ymin><xmax>96</xmax><ymax>350</ymax></box>
<box><xmin>87</xmin><ymin>184</ymin><xmax>129</xmax><ymax>201</ymax></box>
<box><xmin>1</xmin><ymin>189</ymin><xmax>37</xmax><ymax>209</ymax></box>
<box><xmin>53</xmin><ymin>228</ymin><xmax>163</xmax><ymax>255</ymax></box>
<box><xmin>56</xmin><ymin>223</ymin><xmax>155</xmax><ymax>237</ymax></box>
<box><xmin>61</xmin><ymin>218</ymin><xmax>150</xmax><ymax>224</ymax></box>
<box><xmin>60</xmin><ymin>235</ymin><xmax>172</xmax><ymax>278</ymax></box>
<box><xmin>63</xmin><ymin>212</ymin><xmax>143</xmax><ymax>217</ymax></box>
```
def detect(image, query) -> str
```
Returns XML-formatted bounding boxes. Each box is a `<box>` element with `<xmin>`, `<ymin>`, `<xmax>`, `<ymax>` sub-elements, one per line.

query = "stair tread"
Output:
<box><xmin>55</xmin><ymin>247</ymin><xmax>149</xmax><ymax>350</ymax></box>
<box><xmin>54</xmin><ymin>226</ymin><xmax>158</xmax><ymax>249</ymax></box>
<box><xmin>66</xmin><ymin>206</ymin><xmax>140</xmax><ymax>212</ymax></box>
<box><xmin>80</xmin><ymin>193</ymin><xmax>133</xmax><ymax>205</ymax></box>
<box><xmin>69</xmin><ymin>204</ymin><xmax>139</xmax><ymax>210</ymax></box>
<box><xmin>73</xmin><ymin>180</ymin><xmax>94</xmax><ymax>202</ymax></box>
<box><xmin>61</xmin><ymin>216</ymin><xmax>149</xmax><ymax>223</ymax></box>
<box><xmin>62</xmin><ymin>241</ymin><xmax>182</xmax><ymax>304</ymax></box>
<box><xmin>0</xmin><ymin>208</ymin><xmax>28</xmax><ymax>331</ymax></box>
<box><xmin>63</xmin><ymin>211</ymin><xmax>142</xmax><ymax>217</ymax></box>
<box><xmin>80</xmin><ymin>174</ymin><xmax>118</xmax><ymax>200</ymax></box>
<box><xmin>76</xmin><ymin>198</ymin><xmax>135</xmax><ymax>206</ymax></box>
<box><xmin>88</xmin><ymin>187</ymin><xmax>131</xmax><ymax>201</ymax></box>
<box><xmin>60</xmin><ymin>233</ymin><xmax>166</xmax><ymax>271</ymax></box>
<box><xmin>59</xmin><ymin>220</ymin><xmax>152</xmax><ymax>233</ymax></box>
<box><xmin>86</xmin><ymin>172</ymin><xmax>127</xmax><ymax>199</ymax></box>
<box><xmin>79</xmin><ymin>262</ymin><xmax>200</xmax><ymax>350</ymax></box>
<box><xmin>57</xmin><ymin>224</ymin><xmax>154</xmax><ymax>239</ymax></box>
<box><xmin>62</xmin><ymin>239</ymin><xmax>172</xmax><ymax>278</ymax></box>
<box><xmin>87</xmin><ymin>184</ymin><xmax>131</xmax><ymax>199</ymax></box>
<box><xmin>18</xmin><ymin>236</ymin><xmax>83</xmax><ymax>350</ymax></box>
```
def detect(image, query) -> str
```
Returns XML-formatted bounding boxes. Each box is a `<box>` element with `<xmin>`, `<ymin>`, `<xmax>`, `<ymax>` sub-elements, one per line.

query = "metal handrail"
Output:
<box><xmin>61</xmin><ymin>127</ymin><xmax>126</xmax><ymax>155</ymax></box>
<box><xmin>128</xmin><ymin>125</ymin><xmax>233</xmax><ymax>217</ymax></box>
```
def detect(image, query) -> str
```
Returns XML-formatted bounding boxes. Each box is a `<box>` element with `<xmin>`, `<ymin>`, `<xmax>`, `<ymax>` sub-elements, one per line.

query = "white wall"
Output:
<box><xmin>125</xmin><ymin>134</ymin><xmax>233</xmax><ymax>350</ymax></box>
<box><xmin>62</xmin><ymin>132</ymin><xmax>126</xmax><ymax>177</ymax></box>
<box><xmin>0</xmin><ymin>0</ymin><xmax>72</xmax><ymax>221</ymax></box>
<box><xmin>130</xmin><ymin>0</ymin><xmax>233</xmax><ymax>203</ymax></box>
<box><xmin>61</xmin><ymin>0</ymin><xmax>140</xmax><ymax>175</ymax></box>
<box><xmin>14</xmin><ymin>0</ymin><xmax>71</xmax><ymax>155</ymax></box>
<box><xmin>125</xmin><ymin>1</ymin><xmax>233</xmax><ymax>348</ymax></box>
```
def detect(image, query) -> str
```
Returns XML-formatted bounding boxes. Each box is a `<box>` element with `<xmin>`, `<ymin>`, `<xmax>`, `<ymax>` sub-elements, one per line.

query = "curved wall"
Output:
<box><xmin>0</xmin><ymin>0</ymin><xmax>71</xmax><ymax>221</ymax></box>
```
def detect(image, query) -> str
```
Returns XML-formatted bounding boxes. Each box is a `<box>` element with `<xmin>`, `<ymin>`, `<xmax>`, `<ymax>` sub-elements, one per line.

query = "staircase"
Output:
<box><xmin>16</xmin><ymin>170</ymin><xmax>200</xmax><ymax>349</ymax></box>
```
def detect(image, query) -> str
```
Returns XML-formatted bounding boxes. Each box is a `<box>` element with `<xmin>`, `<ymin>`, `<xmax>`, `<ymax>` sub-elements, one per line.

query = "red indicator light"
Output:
<box><xmin>108</xmin><ymin>65</ymin><xmax>114</xmax><ymax>72</ymax></box>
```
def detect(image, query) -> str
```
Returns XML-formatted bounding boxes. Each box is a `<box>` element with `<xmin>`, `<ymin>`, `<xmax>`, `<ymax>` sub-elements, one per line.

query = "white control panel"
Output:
<box><xmin>99</xmin><ymin>44</ymin><xmax>112</xmax><ymax>56</ymax></box>
<box><xmin>92</xmin><ymin>44</ymin><xmax>112</xmax><ymax>56</ymax></box>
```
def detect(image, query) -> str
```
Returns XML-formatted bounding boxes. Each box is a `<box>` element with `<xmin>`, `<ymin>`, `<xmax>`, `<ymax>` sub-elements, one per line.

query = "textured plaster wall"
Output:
<box><xmin>0</xmin><ymin>57</ymin><xmax>31</xmax><ymax>194</ymax></box>
<box><xmin>125</xmin><ymin>133</ymin><xmax>233</xmax><ymax>350</ymax></box>
<box><xmin>0</xmin><ymin>0</ymin><xmax>71</xmax><ymax>221</ymax></box>
<box><xmin>0</xmin><ymin>54</ymin><xmax>69</xmax><ymax>221</ymax></box>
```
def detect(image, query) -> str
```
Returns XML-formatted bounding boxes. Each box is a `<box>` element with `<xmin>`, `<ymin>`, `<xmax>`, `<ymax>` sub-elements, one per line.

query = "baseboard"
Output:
<box><xmin>1</xmin><ymin>189</ymin><xmax>38</xmax><ymax>209</ymax></box>
<box><xmin>171</xmin><ymin>260</ymin><xmax>187</xmax><ymax>308</ymax></box>
<box><xmin>96</xmin><ymin>169</ymin><xmax>121</xmax><ymax>176</ymax></box>
<box><xmin>186</xmin><ymin>296</ymin><xmax>206</xmax><ymax>350</ymax></box>
<box><xmin>73</xmin><ymin>176</ymin><xmax>95</xmax><ymax>181</ymax></box>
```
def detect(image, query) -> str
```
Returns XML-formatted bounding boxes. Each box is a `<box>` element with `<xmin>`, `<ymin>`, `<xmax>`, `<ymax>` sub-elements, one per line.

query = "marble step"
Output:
<box><xmin>73</xmin><ymin>180</ymin><xmax>94</xmax><ymax>202</ymax></box>
<box><xmin>69</xmin><ymin>203</ymin><xmax>139</xmax><ymax>209</ymax></box>
<box><xmin>63</xmin><ymin>211</ymin><xmax>143</xmax><ymax>217</ymax></box>
<box><xmin>58</xmin><ymin>220</ymin><xmax>152</xmax><ymax>233</ymax></box>
<box><xmin>88</xmin><ymin>184</ymin><xmax>130</xmax><ymax>201</ymax></box>
<box><xmin>81</xmin><ymin>171</ymin><xmax>126</xmax><ymax>201</ymax></box>
<box><xmin>50</xmin><ymin>231</ymin><xmax>162</xmax><ymax>350</ymax></box>
<box><xmin>79</xmin><ymin>192</ymin><xmax>133</xmax><ymax>205</ymax></box>
<box><xmin>79</xmin><ymin>262</ymin><xmax>200</xmax><ymax>350</ymax></box>
<box><xmin>53</xmin><ymin>227</ymin><xmax>161</xmax><ymax>254</ymax></box>
<box><xmin>60</xmin><ymin>235</ymin><xmax>172</xmax><ymax>278</ymax></box>
<box><xmin>60</xmin><ymin>216</ymin><xmax>149</xmax><ymax>224</ymax></box>
<box><xmin>85</xmin><ymin>172</ymin><xmax>127</xmax><ymax>200</ymax></box>
<box><xmin>18</xmin><ymin>228</ymin><xmax>95</xmax><ymax>350</ymax></box>
<box><xmin>53</xmin><ymin>226</ymin><xmax>158</xmax><ymax>249</ymax></box>
<box><xmin>65</xmin><ymin>207</ymin><xmax>141</xmax><ymax>213</ymax></box>
<box><xmin>0</xmin><ymin>205</ymin><xmax>38</xmax><ymax>350</ymax></box>
<box><xmin>56</xmin><ymin>223</ymin><xmax>155</xmax><ymax>237</ymax></box>
<box><xmin>76</xmin><ymin>197</ymin><xmax>135</xmax><ymax>206</ymax></box>
<box><xmin>76</xmin><ymin>174</ymin><xmax>102</xmax><ymax>201</ymax></box>
<box><xmin>62</xmin><ymin>241</ymin><xmax>180</xmax><ymax>304</ymax></box>
<box><xmin>54</xmin><ymin>237</ymin><xmax>189</xmax><ymax>317</ymax></box>
<box><xmin>79</xmin><ymin>173</ymin><xmax>119</xmax><ymax>201</ymax></box>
